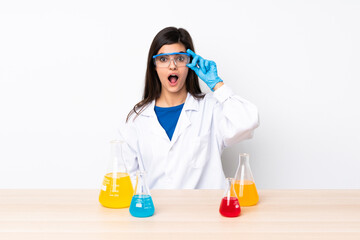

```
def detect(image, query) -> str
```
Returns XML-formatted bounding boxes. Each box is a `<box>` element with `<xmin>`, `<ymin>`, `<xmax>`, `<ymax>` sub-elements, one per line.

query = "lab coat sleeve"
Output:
<box><xmin>212</xmin><ymin>84</ymin><xmax>260</xmax><ymax>147</ymax></box>
<box><xmin>117</xmin><ymin>120</ymin><xmax>140</xmax><ymax>180</ymax></box>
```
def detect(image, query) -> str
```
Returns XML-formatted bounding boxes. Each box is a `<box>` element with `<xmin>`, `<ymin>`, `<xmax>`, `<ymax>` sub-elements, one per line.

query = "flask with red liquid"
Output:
<box><xmin>219</xmin><ymin>178</ymin><xmax>241</xmax><ymax>217</ymax></box>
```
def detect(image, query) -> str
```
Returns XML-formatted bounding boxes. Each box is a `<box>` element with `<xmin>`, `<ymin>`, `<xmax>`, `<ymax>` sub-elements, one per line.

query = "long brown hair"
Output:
<box><xmin>126</xmin><ymin>27</ymin><xmax>204</xmax><ymax>122</ymax></box>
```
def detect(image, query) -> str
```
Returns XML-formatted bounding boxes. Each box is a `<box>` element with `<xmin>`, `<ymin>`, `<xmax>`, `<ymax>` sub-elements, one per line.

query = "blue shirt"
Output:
<box><xmin>154</xmin><ymin>103</ymin><xmax>184</xmax><ymax>140</ymax></box>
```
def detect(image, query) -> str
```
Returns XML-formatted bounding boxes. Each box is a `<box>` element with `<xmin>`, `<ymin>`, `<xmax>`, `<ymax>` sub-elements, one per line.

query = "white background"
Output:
<box><xmin>1</xmin><ymin>0</ymin><xmax>359</xmax><ymax>189</ymax></box>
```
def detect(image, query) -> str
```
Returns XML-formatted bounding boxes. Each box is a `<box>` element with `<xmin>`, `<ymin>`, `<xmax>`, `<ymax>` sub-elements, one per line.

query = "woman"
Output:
<box><xmin>119</xmin><ymin>27</ymin><xmax>259</xmax><ymax>189</ymax></box>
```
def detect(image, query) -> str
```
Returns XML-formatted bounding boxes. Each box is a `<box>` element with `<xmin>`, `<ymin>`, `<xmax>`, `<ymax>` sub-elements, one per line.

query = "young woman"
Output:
<box><xmin>119</xmin><ymin>27</ymin><xmax>259</xmax><ymax>189</ymax></box>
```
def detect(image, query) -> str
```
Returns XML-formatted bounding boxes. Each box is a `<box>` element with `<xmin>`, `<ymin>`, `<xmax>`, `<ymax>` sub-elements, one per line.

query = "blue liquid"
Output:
<box><xmin>129</xmin><ymin>195</ymin><xmax>155</xmax><ymax>218</ymax></box>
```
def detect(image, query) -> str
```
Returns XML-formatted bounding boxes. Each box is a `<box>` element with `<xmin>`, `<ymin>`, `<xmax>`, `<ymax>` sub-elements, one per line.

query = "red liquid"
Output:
<box><xmin>219</xmin><ymin>197</ymin><xmax>241</xmax><ymax>217</ymax></box>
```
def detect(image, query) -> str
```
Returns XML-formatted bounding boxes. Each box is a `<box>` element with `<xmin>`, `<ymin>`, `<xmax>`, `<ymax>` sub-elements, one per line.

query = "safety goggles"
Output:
<box><xmin>152</xmin><ymin>52</ymin><xmax>191</xmax><ymax>68</ymax></box>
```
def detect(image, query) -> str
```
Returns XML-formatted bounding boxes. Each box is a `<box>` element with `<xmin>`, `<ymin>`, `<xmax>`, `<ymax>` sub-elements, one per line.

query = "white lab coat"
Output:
<box><xmin>118</xmin><ymin>84</ymin><xmax>259</xmax><ymax>189</ymax></box>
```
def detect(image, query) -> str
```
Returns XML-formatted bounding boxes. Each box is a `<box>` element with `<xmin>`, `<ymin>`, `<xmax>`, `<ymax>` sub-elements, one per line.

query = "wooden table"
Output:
<box><xmin>1</xmin><ymin>189</ymin><xmax>360</xmax><ymax>239</ymax></box>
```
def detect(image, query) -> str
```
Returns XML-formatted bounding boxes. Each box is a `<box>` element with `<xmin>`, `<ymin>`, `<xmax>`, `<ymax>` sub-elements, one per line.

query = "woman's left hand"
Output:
<box><xmin>186</xmin><ymin>49</ymin><xmax>223</xmax><ymax>91</ymax></box>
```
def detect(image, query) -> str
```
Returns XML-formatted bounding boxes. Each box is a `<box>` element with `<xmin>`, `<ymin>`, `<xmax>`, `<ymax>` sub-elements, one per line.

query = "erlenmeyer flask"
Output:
<box><xmin>219</xmin><ymin>178</ymin><xmax>241</xmax><ymax>217</ymax></box>
<box><xmin>129</xmin><ymin>171</ymin><xmax>155</xmax><ymax>218</ymax></box>
<box><xmin>233</xmin><ymin>153</ymin><xmax>259</xmax><ymax>206</ymax></box>
<box><xmin>99</xmin><ymin>140</ymin><xmax>134</xmax><ymax>208</ymax></box>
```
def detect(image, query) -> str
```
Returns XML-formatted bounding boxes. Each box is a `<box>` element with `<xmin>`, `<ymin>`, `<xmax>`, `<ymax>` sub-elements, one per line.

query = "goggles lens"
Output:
<box><xmin>153</xmin><ymin>52</ymin><xmax>190</xmax><ymax>68</ymax></box>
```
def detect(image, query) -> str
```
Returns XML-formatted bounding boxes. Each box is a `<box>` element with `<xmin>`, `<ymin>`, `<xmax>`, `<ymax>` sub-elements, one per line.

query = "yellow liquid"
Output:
<box><xmin>99</xmin><ymin>172</ymin><xmax>134</xmax><ymax>208</ymax></box>
<box><xmin>233</xmin><ymin>180</ymin><xmax>259</xmax><ymax>206</ymax></box>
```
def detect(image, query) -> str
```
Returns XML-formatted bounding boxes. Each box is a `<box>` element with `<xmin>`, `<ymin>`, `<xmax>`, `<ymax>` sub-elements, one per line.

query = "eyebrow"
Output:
<box><xmin>157</xmin><ymin>51</ymin><xmax>186</xmax><ymax>54</ymax></box>
<box><xmin>153</xmin><ymin>51</ymin><xmax>190</xmax><ymax>59</ymax></box>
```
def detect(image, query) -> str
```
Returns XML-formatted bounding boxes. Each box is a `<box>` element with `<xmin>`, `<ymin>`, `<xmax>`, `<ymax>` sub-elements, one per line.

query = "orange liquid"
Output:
<box><xmin>233</xmin><ymin>180</ymin><xmax>259</xmax><ymax>206</ymax></box>
<box><xmin>99</xmin><ymin>172</ymin><xmax>134</xmax><ymax>208</ymax></box>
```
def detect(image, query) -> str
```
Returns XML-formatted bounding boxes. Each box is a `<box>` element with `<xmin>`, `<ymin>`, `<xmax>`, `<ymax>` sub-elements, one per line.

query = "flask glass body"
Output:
<box><xmin>99</xmin><ymin>140</ymin><xmax>134</xmax><ymax>208</ymax></box>
<box><xmin>219</xmin><ymin>178</ymin><xmax>241</xmax><ymax>217</ymax></box>
<box><xmin>233</xmin><ymin>153</ymin><xmax>259</xmax><ymax>206</ymax></box>
<box><xmin>129</xmin><ymin>171</ymin><xmax>155</xmax><ymax>218</ymax></box>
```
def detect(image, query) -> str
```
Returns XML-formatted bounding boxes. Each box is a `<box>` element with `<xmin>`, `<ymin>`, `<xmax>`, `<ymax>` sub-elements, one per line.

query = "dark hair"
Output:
<box><xmin>126</xmin><ymin>27</ymin><xmax>204</xmax><ymax>122</ymax></box>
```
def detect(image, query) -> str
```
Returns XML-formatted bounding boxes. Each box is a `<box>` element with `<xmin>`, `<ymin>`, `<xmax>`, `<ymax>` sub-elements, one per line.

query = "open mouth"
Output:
<box><xmin>168</xmin><ymin>74</ymin><xmax>179</xmax><ymax>84</ymax></box>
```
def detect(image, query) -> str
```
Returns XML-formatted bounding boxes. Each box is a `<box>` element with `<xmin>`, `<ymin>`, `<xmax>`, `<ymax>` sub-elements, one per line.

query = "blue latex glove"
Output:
<box><xmin>186</xmin><ymin>49</ymin><xmax>223</xmax><ymax>91</ymax></box>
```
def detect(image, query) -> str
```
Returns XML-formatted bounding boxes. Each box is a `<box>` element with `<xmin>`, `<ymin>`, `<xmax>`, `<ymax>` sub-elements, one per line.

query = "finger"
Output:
<box><xmin>187</xmin><ymin>49</ymin><xmax>205</xmax><ymax>61</ymax></box>
<box><xmin>187</xmin><ymin>55</ymin><xmax>199</xmax><ymax>69</ymax></box>
<box><xmin>209</xmin><ymin>60</ymin><xmax>217</xmax><ymax>71</ymax></box>
<box><xmin>205</xmin><ymin>60</ymin><xmax>210</xmax><ymax>71</ymax></box>
<box><xmin>199</xmin><ymin>58</ymin><xmax>206</xmax><ymax>73</ymax></box>
<box><xmin>186</xmin><ymin>49</ymin><xmax>197</xmax><ymax>58</ymax></box>
<box><xmin>187</xmin><ymin>63</ymin><xmax>200</xmax><ymax>75</ymax></box>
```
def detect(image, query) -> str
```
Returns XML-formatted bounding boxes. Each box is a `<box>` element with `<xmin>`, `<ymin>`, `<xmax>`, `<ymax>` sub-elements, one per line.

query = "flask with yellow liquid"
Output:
<box><xmin>233</xmin><ymin>153</ymin><xmax>259</xmax><ymax>206</ymax></box>
<box><xmin>99</xmin><ymin>140</ymin><xmax>134</xmax><ymax>208</ymax></box>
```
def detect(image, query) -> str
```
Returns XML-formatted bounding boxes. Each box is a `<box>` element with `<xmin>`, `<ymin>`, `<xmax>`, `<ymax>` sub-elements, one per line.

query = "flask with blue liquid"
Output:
<box><xmin>129</xmin><ymin>171</ymin><xmax>155</xmax><ymax>218</ymax></box>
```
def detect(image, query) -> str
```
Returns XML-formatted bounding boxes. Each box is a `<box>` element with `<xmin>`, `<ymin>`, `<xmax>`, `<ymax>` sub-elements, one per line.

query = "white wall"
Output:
<box><xmin>1</xmin><ymin>0</ymin><xmax>359</xmax><ymax>189</ymax></box>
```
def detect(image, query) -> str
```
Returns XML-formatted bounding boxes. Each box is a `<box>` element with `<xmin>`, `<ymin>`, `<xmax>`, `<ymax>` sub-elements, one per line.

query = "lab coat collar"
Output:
<box><xmin>140</xmin><ymin>101</ymin><xmax>156</xmax><ymax>117</ymax></box>
<box><xmin>183</xmin><ymin>92</ymin><xmax>200</xmax><ymax>112</ymax></box>
<box><xmin>140</xmin><ymin>92</ymin><xmax>200</xmax><ymax>118</ymax></box>
<box><xmin>138</xmin><ymin>92</ymin><xmax>201</xmax><ymax>145</ymax></box>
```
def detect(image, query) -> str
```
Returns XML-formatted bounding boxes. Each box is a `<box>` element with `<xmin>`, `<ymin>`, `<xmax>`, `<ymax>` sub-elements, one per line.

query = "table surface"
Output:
<box><xmin>1</xmin><ymin>189</ymin><xmax>360</xmax><ymax>239</ymax></box>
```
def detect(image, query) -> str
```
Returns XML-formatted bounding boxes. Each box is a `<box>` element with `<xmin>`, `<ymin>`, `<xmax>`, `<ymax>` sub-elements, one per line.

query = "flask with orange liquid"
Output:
<box><xmin>99</xmin><ymin>140</ymin><xmax>134</xmax><ymax>208</ymax></box>
<box><xmin>233</xmin><ymin>153</ymin><xmax>259</xmax><ymax>206</ymax></box>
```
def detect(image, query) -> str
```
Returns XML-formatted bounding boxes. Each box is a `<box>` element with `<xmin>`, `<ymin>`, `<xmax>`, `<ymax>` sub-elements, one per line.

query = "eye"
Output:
<box><xmin>159</xmin><ymin>56</ymin><xmax>168</xmax><ymax>62</ymax></box>
<box><xmin>176</xmin><ymin>56</ymin><xmax>185</xmax><ymax>62</ymax></box>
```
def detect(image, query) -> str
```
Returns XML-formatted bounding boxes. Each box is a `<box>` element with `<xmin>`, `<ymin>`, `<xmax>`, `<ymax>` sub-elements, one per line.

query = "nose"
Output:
<box><xmin>169</xmin><ymin>59</ymin><xmax>177</xmax><ymax>69</ymax></box>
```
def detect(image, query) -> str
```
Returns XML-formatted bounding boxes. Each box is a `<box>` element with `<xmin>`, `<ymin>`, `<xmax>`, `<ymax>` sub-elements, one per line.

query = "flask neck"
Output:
<box><xmin>239</xmin><ymin>153</ymin><xmax>250</xmax><ymax>166</ymax></box>
<box><xmin>235</xmin><ymin>153</ymin><xmax>254</xmax><ymax>182</ymax></box>
<box><xmin>134</xmin><ymin>171</ymin><xmax>151</xmax><ymax>196</ymax></box>
<box><xmin>223</xmin><ymin>178</ymin><xmax>238</xmax><ymax>198</ymax></box>
<box><xmin>107</xmin><ymin>140</ymin><xmax>127</xmax><ymax>173</ymax></box>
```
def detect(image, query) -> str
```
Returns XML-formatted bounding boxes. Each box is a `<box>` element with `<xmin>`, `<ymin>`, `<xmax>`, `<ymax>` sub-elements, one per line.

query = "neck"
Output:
<box><xmin>156</xmin><ymin>89</ymin><xmax>187</xmax><ymax>107</ymax></box>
